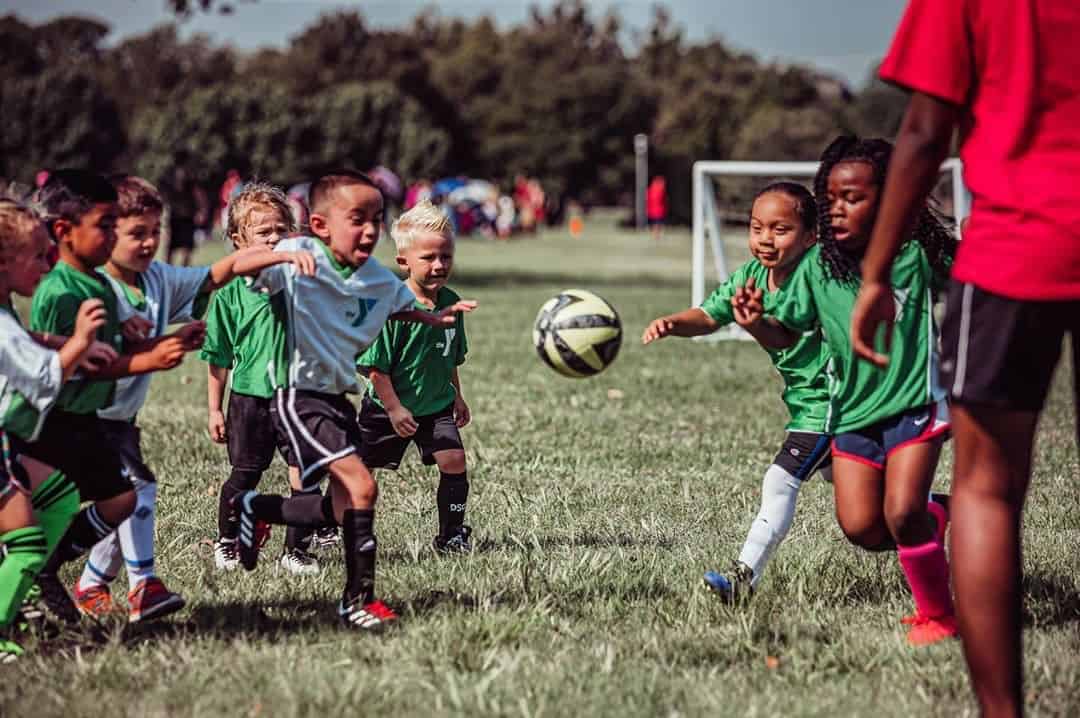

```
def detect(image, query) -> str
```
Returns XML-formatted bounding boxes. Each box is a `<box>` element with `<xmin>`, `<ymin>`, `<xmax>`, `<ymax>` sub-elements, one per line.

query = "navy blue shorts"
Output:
<box><xmin>832</xmin><ymin>400</ymin><xmax>950</xmax><ymax>470</ymax></box>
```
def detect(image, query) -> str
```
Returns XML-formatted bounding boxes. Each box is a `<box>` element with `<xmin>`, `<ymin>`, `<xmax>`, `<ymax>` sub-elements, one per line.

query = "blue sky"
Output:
<box><xmin>7</xmin><ymin>0</ymin><xmax>908</xmax><ymax>88</ymax></box>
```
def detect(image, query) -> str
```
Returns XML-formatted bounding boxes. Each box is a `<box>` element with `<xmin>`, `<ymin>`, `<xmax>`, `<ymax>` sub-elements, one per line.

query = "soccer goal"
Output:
<box><xmin>691</xmin><ymin>158</ymin><xmax>969</xmax><ymax>341</ymax></box>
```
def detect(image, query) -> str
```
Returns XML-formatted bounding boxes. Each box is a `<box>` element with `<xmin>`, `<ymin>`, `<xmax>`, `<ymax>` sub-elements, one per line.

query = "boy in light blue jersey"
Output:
<box><xmin>231</xmin><ymin>170</ymin><xmax>475</xmax><ymax>631</ymax></box>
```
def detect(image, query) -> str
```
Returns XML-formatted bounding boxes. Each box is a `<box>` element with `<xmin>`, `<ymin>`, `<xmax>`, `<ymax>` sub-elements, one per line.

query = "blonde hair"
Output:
<box><xmin>391</xmin><ymin>200</ymin><xmax>454</xmax><ymax>251</ymax></box>
<box><xmin>225</xmin><ymin>182</ymin><xmax>296</xmax><ymax>247</ymax></box>
<box><xmin>0</xmin><ymin>198</ymin><xmax>43</xmax><ymax>263</ymax></box>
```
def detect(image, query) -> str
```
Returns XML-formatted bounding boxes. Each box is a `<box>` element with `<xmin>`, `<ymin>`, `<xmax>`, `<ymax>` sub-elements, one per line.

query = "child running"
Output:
<box><xmin>356</xmin><ymin>200</ymin><xmax>473</xmax><ymax>554</ymax></box>
<box><xmin>0</xmin><ymin>198</ymin><xmax>109</xmax><ymax>659</ymax></box>
<box><xmin>738</xmin><ymin>136</ymin><xmax>958</xmax><ymax>645</ymax></box>
<box><xmin>643</xmin><ymin>182</ymin><xmax>832</xmax><ymax>600</ymax></box>
<box><xmin>72</xmin><ymin>175</ymin><xmax>292</xmax><ymax>622</ymax></box>
<box><xmin>201</xmin><ymin>182</ymin><xmax>333</xmax><ymax>577</ymax></box>
<box><xmin>230</xmin><ymin>170</ymin><xmax>475</xmax><ymax>631</ymax></box>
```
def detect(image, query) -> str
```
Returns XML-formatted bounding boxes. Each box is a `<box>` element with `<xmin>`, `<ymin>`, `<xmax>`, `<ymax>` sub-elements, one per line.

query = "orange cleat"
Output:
<box><xmin>904</xmin><ymin>612</ymin><xmax>958</xmax><ymax>646</ymax></box>
<box><xmin>73</xmin><ymin>582</ymin><xmax>116</xmax><ymax>619</ymax></box>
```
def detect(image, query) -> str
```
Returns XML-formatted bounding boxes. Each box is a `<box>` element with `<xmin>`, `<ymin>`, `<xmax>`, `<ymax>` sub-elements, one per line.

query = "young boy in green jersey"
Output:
<box><xmin>230</xmin><ymin>170</ymin><xmax>475</xmax><ymax>631</ymax></box>
<box><xmin>643</xmin><ymin>182</ymin><xmax>832</xmax><ymax>600</ymax></box>
<box><xmin>0</xmin><ymin>197</ymin><xmax>110</xmax><ymax>659</ymax></box>
<box><xmin>72</xmin><ymin>175</ymin><xmax>296</xmax><ymax>622</ymax></box>
<box><xmin>738</xmin><ymin>137</ymin><xmax>958</xmax><ymax>645</ymax></box>
<box><xmin>357</xmin><ymin>200</ymin><xmax>472</xmax><ymax>553</ymax></box>
<box><xmin>202</xmin><ymin>182</ymin><xmax>331</xmax><ymax>576</ymax></box>
<box><xmin>21</xmin><ymin>169</ymin><xmax>206</xmax><ymax>623</ymax></box>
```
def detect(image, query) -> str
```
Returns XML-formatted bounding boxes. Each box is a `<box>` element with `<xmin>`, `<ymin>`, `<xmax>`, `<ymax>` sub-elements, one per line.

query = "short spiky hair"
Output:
<box><xmin>225</xmin><ymin>182</ymin><xmax>296</xmax><ymax>246</ymax></box>
<box><xmin>110</xmin><ymin>174</ymin><xmax>164</xmax><ymax>218</ymax></box>
<box><xmin>36</xmin><ymin>169</ymin><xmax>117</xmax><ymax>231</ymax></box>
<box><xmin>0</xmin><ymin>198</ymin><xmax>43</xmax><ymax>263</ymax></box>
<box><xmin>391</xmin><ymin>200</ymin><xmax>454</xmax><ymax>251</ymax></box>
<box><xmin>307</xmin><ymin>169</ymin><xmax>383</xmax><ymax>216</ymax></box>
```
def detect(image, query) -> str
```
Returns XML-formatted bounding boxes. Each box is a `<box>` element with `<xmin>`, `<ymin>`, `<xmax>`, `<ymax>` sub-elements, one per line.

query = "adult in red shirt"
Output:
<box><xmin>646</xmin><ymin>175</ymin><xmax>667</xmax><ymax>241</ymax></box>
<box><xmin>850</xmin><ymin>2</ymin><xmax>1080</xmax><ymax>716</ymax></box>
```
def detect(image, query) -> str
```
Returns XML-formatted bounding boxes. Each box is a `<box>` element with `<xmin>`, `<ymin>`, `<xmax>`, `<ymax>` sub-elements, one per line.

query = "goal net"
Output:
<box><xmin>691</xmin><ymin>159</ymin><xmax>970</xmax><ymax>341</ymax></box>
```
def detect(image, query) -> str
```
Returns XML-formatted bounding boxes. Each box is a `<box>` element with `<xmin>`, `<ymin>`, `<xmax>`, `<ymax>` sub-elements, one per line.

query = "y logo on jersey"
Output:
<box><xmin>440</xmin><ymin>328</ymin><xmax>456</xmax><ymax>357</ymax></box>
<box><xmin>347</xmin><ymin>298</ymin><xmax>379</xmax><ymax>327</ymax></box>
<box><xmin>892</xmin><ymin>288</ymin><xmax>911</xmax><ymax>323</ymax></box>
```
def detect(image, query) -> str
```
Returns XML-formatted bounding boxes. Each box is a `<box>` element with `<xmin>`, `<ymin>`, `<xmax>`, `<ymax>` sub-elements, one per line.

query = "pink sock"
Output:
<box><xmin>898</xmin><ymin>540</ymin><xmax>954</xmax><ymax>618</ymax></box>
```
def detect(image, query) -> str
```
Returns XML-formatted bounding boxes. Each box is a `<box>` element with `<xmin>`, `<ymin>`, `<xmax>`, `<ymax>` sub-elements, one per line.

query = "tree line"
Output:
<box><xmin>0</xmin><ymin>1</ymin><xmax>908</xmax><ymax>223</ymax></box>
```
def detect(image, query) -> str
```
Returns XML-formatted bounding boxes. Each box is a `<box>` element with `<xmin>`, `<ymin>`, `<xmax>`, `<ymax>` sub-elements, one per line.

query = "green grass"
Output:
<box><xmin>5</xmin><ymin>214</ymin><xmax>1079</xmax><ymax>716</ymax></box>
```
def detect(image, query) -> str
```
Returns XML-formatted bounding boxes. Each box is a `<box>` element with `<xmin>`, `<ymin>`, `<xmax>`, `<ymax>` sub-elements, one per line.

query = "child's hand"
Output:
<box><xmin>79</xmin><ymin>340</ymin><xmax>119</xmax><ymax>372</ymax></box>
<box><xmin>73</xmin><ymin>298</ymin><xmax>108</xmax><ymax>346</ymax></box>
<box><xmin>150</xmin><ymin>336</ymin><xmax>187</xmax><ymax>371</ymax></box>
<box><xmin>732</xmin><ymin>277</ymin><xmax>765</xmax><ymax>328</ymax></box>
<box><xmin>433</xmin><ymin>300</ymin><xmax>478</xmax><ymax>326</ymax></box>
<box><xmin>642</xmin><ymin>317</ymin><xmax>675</xmax><ymax>345</ymax></box>
<box><xmin>453</xmin><ymin>395</ymin><xmax>471</xmax><ymax>428</ymax></box>
<box><xmin>388</xmin><ymin>406</ymin><xmax>418</xmax><ymax>438</ymax></box>
<box><xmin>122</xmin><ymin>315</ymin><xmax>154</xmax><ymax>343</ymax></box>
<box><xmin>284</xmin><ymin>251</ymin><xmax>317</xmax><ymax>276</ymax></box>
<box><xmin>208</xmin><ymin>409</ymin><xmax>227</xmax><ymax>443</ymax></box>
<box><xmin>173</xmin><ymin>321</ymin><xmax>207</xmax><ymax>351</ymax></box>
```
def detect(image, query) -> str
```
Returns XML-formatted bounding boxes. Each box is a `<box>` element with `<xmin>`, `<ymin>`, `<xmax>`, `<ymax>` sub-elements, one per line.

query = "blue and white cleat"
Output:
<box><xmin>703</xmin><ymin>562</ymin><xmax>754</xmax><ymax>603</ymax></box>
<box><xmin>233</xmin><ymin>491</ymin><xmax>270</xmax><ymax>571</ymax></box>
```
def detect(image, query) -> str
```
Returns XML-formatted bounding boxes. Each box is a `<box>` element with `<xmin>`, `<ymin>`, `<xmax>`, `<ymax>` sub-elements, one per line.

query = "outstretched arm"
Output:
<box><xmin>232</xmin><ymin>249</ymin><xmax>316</xmax><ymax>279</ymax></box>
<box><xmin>203</xmin><ymin>245</ymin><xmax>281</xmax><ymax>291</ymax></box>
<box><xmin>852</xmin><ymin>91</ymin><xmax>960</xmax><ymax>366</ymax></box>
<box><xmin>642</xmin><ymin>308</ymin><xmax>719</xmax><ymax>344</ymax></box>
<box><xmin>391</xmin><ymin>300</ymin><xmax>478</xmax><ymax>327</ymax></box>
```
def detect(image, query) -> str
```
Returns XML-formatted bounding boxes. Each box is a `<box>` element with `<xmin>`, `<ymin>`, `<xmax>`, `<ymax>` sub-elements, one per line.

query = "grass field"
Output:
<box><xmin>4</xmin><ymin>213</ymin><xmax>1079</xmax><ymax>717</ymax></box>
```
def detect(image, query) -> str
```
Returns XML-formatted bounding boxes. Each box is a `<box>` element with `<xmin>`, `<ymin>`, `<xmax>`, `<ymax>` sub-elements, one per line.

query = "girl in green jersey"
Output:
<box><xmin>738</xmin><ymin>137</ymin><xmax>958</xmax><ymax>646</ymax></box>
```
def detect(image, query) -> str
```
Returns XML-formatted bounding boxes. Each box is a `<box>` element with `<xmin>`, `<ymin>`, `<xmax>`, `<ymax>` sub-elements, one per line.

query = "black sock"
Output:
<box><xmin>285</xmin><ymin>489</ymin><xmax>317</xmax><ymax>551</ymax></box>
<box><xmin>49</xmin><ymin>505</ymin><xmax>119</xmax><ymax>567</ymax></box>
<box><xmin>342</xmin><ymin>509</ymin><xmax>376</xmax><ymax>605</ymax></box>
<box><xmin>218</xmin><ymin>469</ymin><xmax>262</xmax><ymax>538</ymax></box>
<box><xmin>250</xmin><ymin>492</ymin><xmax>335</xmax><ymax>528</ymax></box>
<box><xmin>437</xmin><ymin>471</ymin><xmax>469</xmax><ymax>538</ymax></box>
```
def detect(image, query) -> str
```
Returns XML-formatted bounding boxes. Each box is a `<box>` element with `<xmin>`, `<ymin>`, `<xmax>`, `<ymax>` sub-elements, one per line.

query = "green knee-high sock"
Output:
<box><xmin>31</xmin><ymin>472</ymin><xmax>80</xmax><ymax>560</ymax></box>
<box><xmin>0</xmin><ymin>526</ymin><xmax>48</xmax><ymax>626</ymax></box>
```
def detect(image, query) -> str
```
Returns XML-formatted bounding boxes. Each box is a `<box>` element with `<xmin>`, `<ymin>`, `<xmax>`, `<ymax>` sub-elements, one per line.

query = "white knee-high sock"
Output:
<box><xmin>119</xmin><ymin>478</ymin><xmax>158</xmax><ymax>590</ymax></box>
<box><xmin>79</xmin><ymin>530</ymin><xmax>122</xmax><ymax>590</ymax></box>
<box><xmin>736</xmin><ymin>464</ymin><xmax>802</xmax><ymax>587</ymax></box>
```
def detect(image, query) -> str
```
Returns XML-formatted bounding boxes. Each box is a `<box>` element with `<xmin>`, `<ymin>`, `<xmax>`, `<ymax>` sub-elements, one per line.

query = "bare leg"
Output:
<box><xmin>951</xmin><ymin>405</ymin><xmax>1037</xmax><ymax>718</ymax></box>
<box><xmin>882</xmin><ymin>437</ymin><xmax>943</xmax><ymax>545</ymax></box>
<box><xmin>831</xmin><ymin>457</ymin><xmax>890</xmax><ymax>550</ymax></box>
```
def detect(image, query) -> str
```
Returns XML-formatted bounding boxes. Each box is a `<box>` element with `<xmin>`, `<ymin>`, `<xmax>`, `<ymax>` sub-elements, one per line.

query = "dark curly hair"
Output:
<box><xmin>751</xmin><ymin>181</ymin><xmax>816</xmax><ymax>234</ymax></box>
<box><xmin>814</xmin><ymin>135</ymin><xmax>956</xmax><ymax>289</ymax></box>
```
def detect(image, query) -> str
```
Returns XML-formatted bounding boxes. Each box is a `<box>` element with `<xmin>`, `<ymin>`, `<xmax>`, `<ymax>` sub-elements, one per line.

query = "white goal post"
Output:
<box><xmin>691</xmin><ymin>158</ymin><xmax>969</xmax><ymax>341</ymax></box>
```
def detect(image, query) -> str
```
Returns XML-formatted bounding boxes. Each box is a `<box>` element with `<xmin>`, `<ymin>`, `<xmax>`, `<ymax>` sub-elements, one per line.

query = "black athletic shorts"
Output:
<box><xmin>227</xmin><ymin>392</ymin><xmax>295</xmax><ymax>473</ymax></box>
<box><xmin>270</xmin><ymin>388</ymin><xmax>362</xmax><ymax>489</ymax></box>
<box><xmin>772</xmin><ymin>431</ymin><xmax>832</xmax><ymax>481</ymax></box>
<box><xmin>0</xmin><ymin>430</ymin><xmax>30</xmax><ymax>499</ymax></box>
<box><xmin>168</xmin><ymin>217</ymin><xmax>196</xmax><ymax>253</ymax></box>
<box><xmin>99</xmin><ymin>419</ymin><xmax>156</xmax><ymax>485</ymax></box>
<box><xmin>13</xmin><ymin>410</ymin><xmax>132</xmax><ymax>502</ymax></box>
<box><xmin>940</xmin><ymin>281</ymin><xmax>1080</xmax><ymax>412</ymax></box>
<box><xmin>356</xmin><ymin>396</ymin><xmax>464</xmax><ymax>471</ymax></box>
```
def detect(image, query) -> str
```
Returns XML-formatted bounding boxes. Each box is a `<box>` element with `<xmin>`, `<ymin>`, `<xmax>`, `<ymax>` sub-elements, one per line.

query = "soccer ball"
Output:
<box><xmin>533</xmin><ymin>289</ymin><xmax>622</xmax><ymax>378</ymax></box>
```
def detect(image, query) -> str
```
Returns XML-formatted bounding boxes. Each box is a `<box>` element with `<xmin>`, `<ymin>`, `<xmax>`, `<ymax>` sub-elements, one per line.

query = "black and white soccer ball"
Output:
<box><xmin>533</xmin><ymin>289</ymin><xmax>622</xmax><ymax>378</ymax></box>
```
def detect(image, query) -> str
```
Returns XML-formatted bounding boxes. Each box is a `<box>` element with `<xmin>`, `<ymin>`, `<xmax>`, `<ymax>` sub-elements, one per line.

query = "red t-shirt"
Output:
<box><xmin>881</xmin><ymin>0</ymin><xmax>1080</xmax><ymax>300</ymax></box>
<box><xmin>646</xmin><ymin>179</ymin><xmax>667</xmax><ymax>220</ymax></box>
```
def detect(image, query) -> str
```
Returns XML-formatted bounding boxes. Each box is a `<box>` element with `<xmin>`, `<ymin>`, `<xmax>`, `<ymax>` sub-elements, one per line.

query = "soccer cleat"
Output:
<box><xmin>128</xmin><ymin>578</ymin><xmax>186</xmax><ymax>623</ymax></box>
<box><xmin>703</xmin><ymin>562</ymin><xmax>754</xmax><ymax>603</ymax></box>
<box><xmin>73</xmin><ymin>582</ymin><xmax>116</xmax><ymax>619</ymax></box>
<box><xmin>904</xmin><ymin>612</ymin><xmax>958</xmax><ymax>646</ymax></box>
<box><xmin>234</xmin><ymin>491</ymin><xmax>269</xmax><ymax>571</ymax></box>
<box><xmin>311</xmin><ymin>526</ymin><xmax>341</xmax><ymax>552</ymax></box>
<box><xmin>34</xmin><ymin>573</ymin><xmax>81</xmax><ymax>625</ymax></box>
<box><xmin>214</xmin><ymin>537</ymin><xmax>240</xmax><ymax>571</ymax></box>
<box><xmin>338</xmin><ymin>597</ymin><xmax>398</xmax><ymax>631</ymax></box>
<box><xmin>433</xmin><ymin>525</ymin><xmax>473</xmax><ymax>555</ymax></box>
<box><xmin>279</xmin><ymin>547</ymin><xmax>321</xmax><ymax>576</ymax></box>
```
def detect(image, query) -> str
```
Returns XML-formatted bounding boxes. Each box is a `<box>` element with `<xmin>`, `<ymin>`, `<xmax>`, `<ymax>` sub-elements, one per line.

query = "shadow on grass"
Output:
<box><xmin>472</xmin><ymin>531</ymin><xmax>678</xmax><ymax>554</ymax></box>
<box><xmin>1023</xmin><ymin>572</ymin><xmax>1080</xmax><ymax>627</ymax></box>
<box><xmin>452</xmin><ymin>269</ymin><xmax>685</xmax><ymax>290</ymax></box>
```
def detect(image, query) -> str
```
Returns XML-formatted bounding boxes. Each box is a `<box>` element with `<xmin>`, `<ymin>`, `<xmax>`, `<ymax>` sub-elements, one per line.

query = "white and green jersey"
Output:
<box><xmin>99</xmin><ymin>261</ymin><xmax>210</xmax><ymax>421</ymax></box>
<box><xmin>252</xmin><ymin>236</ymin><xmax>415</xmax><ymax>395</ymax></box>
<box><xmin>700</xmin><ymin>259</ymin><xmax>833</xmax><ymax>433</ymax></box>
<box><xmin>0</xmin><ymin>305</ymin><xmax>63</xmax><ymax>442</ymax></box>
<box><xmin>768</xmin><ymin>242</ymin><xmax>946</xmax><ymax>434</ymax></box>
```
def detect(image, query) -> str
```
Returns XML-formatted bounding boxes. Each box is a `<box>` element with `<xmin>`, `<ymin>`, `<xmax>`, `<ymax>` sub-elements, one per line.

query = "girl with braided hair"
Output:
<box><xmin>733</xmin><ymin>135</ymin><xmax>958</xmax><ymax>645</ymax></box>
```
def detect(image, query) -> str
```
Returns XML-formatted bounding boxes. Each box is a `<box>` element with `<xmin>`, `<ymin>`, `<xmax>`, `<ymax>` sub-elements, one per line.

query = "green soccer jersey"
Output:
<box><xmin>767</xmin><ymin>242</ymin><xmax>947</xmax><ymax>434</ymax></box>
<box><xmin>199</xmin><ymin>277</ymin><xmax>288</xmax><ymax>399</ymax></box>
<box><xmin>357</xmin><ymin>286</ymin><xmax>468</xmax><ymax>417</ymax></box>
<box><xmin>30</xmin><ymin>260</ymin><xmax>123</xmax><ymax>415</ymax></box>
<box><xmin>700</xmin><ymin>259</ymin><xmax>834</xmax><ymax>433</ymax></box>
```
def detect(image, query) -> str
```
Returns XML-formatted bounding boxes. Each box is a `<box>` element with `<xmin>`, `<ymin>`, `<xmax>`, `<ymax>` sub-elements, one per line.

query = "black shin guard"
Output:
<box><xmin>437</xmin><ymin>471</ymin><xmax>469</xmax><ymax>538</ymax></box>
<box><xmin>342</xmin><ymin>509</ymin><xmax>376</xmax><ymax>605</ymax></box>
<box><xmin>48</xmin><ymin>505</ymin><xmax>118</xmax><ymax>569</ymax></box>
<box><xmin>250</xmin><ymin>491</ymin><xmax>335</xmax><ymax>528</ymax></box>
<box><xmin>219</xmin><ymin>469</ymin><xmax>263</xmax><ymax>538</ymax></box>
<box><xmin>285</xmin><ymin>489</ymin><xmax>317</xmax><ymax>551</ymax></box>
